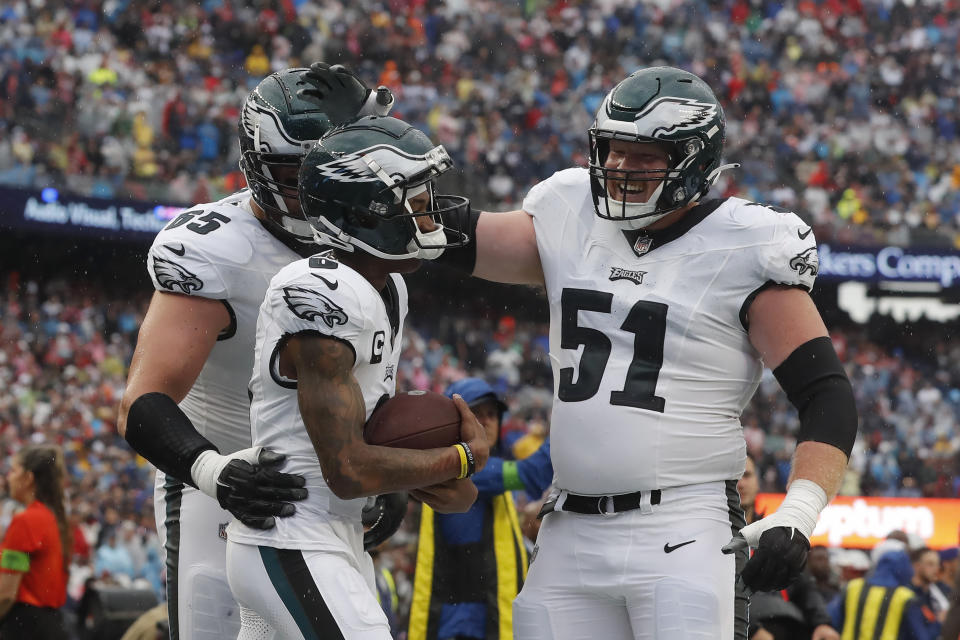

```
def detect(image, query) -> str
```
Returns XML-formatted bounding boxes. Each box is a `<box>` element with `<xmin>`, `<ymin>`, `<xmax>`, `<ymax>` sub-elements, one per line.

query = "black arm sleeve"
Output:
<box><xmin>125</xmin><ymin>392</ymin><xmax>218</xmax><ymax>488</ymax></box>
<box><xmin>772</xmin><ymin>336</ymin><xmax>858</xmax><ymax>457</ymax></box>
<box><xmin>432</xmin><ymin>206</ymin><xmax>480</xmax><ymax>275</ymax></box>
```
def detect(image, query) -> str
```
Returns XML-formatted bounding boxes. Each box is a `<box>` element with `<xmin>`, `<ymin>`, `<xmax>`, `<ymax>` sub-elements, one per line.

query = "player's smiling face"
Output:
<box><xmin>604</xmin><ymin>140</ymin><xmax>671</xmax><ymax>204</ymax></box>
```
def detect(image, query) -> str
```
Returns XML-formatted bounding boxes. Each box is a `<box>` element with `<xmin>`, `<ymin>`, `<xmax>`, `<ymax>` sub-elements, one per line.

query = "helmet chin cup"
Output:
<box><xmin>609</xmin><ymin>210</ymin><xmax>674</xmax><ymax>230</ymax></box>
<box><xmin>408</xmin><ymin>224</ymin><xmax>448</xmax><ymax>260</ymax></box>
<box><xmin>602</xmin><ymin>181</ymin><xmax>669</xmax><ymax>229</ymax></box>
<box><xmin>281</xmin><ymin>217</ymin><xmax>316</xmax><ymax>243</ymax></box>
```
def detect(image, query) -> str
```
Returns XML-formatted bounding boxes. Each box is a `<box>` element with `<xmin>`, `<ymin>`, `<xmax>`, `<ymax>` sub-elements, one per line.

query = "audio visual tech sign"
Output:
<box><xmin>0</xmin><ymin>186</ymin><xmax>185</xmax><ymax>239</ymax></box>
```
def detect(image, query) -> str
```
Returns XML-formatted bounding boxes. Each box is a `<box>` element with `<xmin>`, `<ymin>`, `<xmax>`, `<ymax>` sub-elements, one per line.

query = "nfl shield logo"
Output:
<box><xmin>633</xmin><ymin>235</ymin><xmax>654</xmax><ymax>256</ymax></box>
<box><xmin>218</xmin><ymin>523</ymin><xmax>228</xmax><ymax>541</ymax></box>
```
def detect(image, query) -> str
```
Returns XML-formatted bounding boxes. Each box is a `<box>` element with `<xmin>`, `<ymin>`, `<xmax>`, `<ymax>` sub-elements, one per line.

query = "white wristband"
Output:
<box><xmin>191</xmin><ymin>446</ymin><xmax>264</xmax><ymax>500</ymax></box>
<box><xmin>737</xmin><ymin>478</ymin><xmax>829</xmax><ymax>548</ymax></box>
<box><xmin>191</xmin><ymin>449</ymin><xmax>229</xmax><ymax>499</ymax></box>
<box><xmin>776</xmin><ymin>479</ymin><xmax>828</xmax><ymax>539</ymax></box>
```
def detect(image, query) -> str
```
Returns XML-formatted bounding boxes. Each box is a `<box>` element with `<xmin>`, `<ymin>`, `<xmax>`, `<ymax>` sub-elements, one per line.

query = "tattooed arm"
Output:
<box><xmin>284</xmin><ymin>333</ymin><xmax>490</xmax><ymax>501</ymax></box>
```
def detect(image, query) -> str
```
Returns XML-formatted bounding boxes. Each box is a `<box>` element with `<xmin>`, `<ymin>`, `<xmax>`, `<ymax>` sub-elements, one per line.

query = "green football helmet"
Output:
<box><xmin>589</xmin><ymin>66</ymin><xmax>736</xmax><ymax>228</ymax></box>
<box><xmin>298</xmin><ymin>116</ymin><xmax>470</xmax><ymax>260</ymax></box>
<box><xmin>238</xmin><ymin>65</ymin><xmax>393</xmax><ymax>242</ymax></box>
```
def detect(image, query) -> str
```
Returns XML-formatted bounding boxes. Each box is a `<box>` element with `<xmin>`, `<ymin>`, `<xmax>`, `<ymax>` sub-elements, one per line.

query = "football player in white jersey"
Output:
<box><xmin>117</xmin><ymin>64</ymin><xmax>395</xmax><ymax>640</ymax></box>
<box><xmin>225</xmin><ymin>115</ymin><xmax>490</xmax><ymax>640</ymax></box>
<box><xmin>435</xmin><ymin>67</ymin><xmax>858</xmax><ymax>639</ymax></box>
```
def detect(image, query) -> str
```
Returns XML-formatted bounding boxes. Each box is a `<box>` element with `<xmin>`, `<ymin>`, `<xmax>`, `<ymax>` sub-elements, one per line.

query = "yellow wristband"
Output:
<box><xmin>454</xmin><ymin>444</ymin><xmax>469</xmax><ymax>480</ymax></box>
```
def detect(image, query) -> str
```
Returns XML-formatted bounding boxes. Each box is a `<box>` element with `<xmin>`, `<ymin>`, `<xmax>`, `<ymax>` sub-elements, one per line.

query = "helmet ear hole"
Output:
<box><xmin>684</xmin><ymin>140</ymin><xmax>702</xmax><ymax>156</ymax></box>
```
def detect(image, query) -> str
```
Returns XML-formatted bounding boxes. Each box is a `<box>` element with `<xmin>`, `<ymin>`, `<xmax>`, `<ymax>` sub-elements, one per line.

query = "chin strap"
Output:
<box><xmin>705</xmin><ymin>163</ymin><xmax>740</xmax><ymax>187</ymax></box>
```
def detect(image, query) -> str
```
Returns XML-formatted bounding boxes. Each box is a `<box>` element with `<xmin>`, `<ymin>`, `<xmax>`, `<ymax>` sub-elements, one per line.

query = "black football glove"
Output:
<box><xmin>297</xmin><ymin>62</ymin><xmax>394</xmax><ymax>116</ymax></box>
<box><xmin>722</xmin><ymin>526</ymin><xmax>810</xmax><ymax>592</ymax></box>
<box><xmin>362</xmin><ymin>492</ymin><xmax>408</xmax><ymax>551</ymax></box>
<box><xmin>215</xmin><ymin>449</ymin><xmax>308</xmax><ymax>530</ymax></box>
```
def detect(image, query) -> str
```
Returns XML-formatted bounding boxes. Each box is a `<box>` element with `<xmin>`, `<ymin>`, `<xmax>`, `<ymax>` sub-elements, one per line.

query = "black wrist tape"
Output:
<box><xmin>435</xmin><ymin>207</ymin><xmax>480</xmax><ymax>275</ymax></box>
<box><xmin>773</xmin><ymin>336</ymin><xmax>857</xmax><ymax>457</ymax></box>
<box><xmin>125</xmin><ymin>392</ymin><xmax>218</xmax><ymax>488</ymax></box>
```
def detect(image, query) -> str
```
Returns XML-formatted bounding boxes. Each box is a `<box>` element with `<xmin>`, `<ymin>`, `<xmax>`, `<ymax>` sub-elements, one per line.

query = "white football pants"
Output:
<box><xmin>225</xmin><ymin>521</ymin><xmax>392</xmax><ymax>640</ymax></box>
<box><xmin>154</xmin><ymin>471</ymin><xmax>242</xmax><ymax>640</ymax></box>
<box><xmin>513</xmin><ymin>480</ymin><xmax>748</xmax><ymax>640</ymax></box>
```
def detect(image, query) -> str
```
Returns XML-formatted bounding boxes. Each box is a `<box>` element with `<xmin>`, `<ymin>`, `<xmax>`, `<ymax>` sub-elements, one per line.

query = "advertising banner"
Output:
<box><xmin>0</xmin><ymin>185</ymin><xmax>185</xmax><ymax>240</ymax></box>
<box><xmin>818</xmin><ymin>244</ymin><xmax>960</xmax><ymax>287</ymax></box>
<box><xmin>755</xmin><ymin>494</ymin><xmax>960</xmax><ymax>549</ymax></box>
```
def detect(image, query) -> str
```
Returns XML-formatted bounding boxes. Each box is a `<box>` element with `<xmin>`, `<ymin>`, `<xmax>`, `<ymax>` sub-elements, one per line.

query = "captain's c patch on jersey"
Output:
<box><xmin>370</xmin><ymin>330</ymin><xmax>386</xmax><ymax>364</ymax></box>
<box><xmin>282</xmin><ymin>286</ymin><xmax>349</xmax><ymax>328</ymax></box>
<box><xmin>153</xmin><ymin>256</ymin><xmax>204</xmax><ymax>294</ymax></box>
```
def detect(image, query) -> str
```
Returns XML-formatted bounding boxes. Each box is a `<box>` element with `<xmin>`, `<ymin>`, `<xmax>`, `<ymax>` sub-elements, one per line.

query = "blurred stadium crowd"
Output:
<box><xmin>2</xmin><ymin>0</ymin><xmax>960</xmax><ymax>246</ymax></box>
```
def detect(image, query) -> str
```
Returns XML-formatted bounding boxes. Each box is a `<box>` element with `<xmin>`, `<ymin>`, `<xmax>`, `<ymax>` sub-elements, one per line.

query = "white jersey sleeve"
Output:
<box><xmin>147</xmin><ymin>211</ymin><xmax>237</xmax><ymax>300</ymax></box>
<box><xmin>523</xmin><ymin>168</ymin><xmax>596</xmax><ymax>293</ymax></box>
<box><xmin>264</xmin><ymin>258</ymin><xmax>368</xmax><ymax>386</ymax></box>
<box><xmin>754</xmin><ymin>206</ymin><xmax>818</xmax><ymax>292</ymax></box>
<box><xmin>724</xmin><ymin>200</ymin><xmax>818</xmax><ymax>329</ymax></box>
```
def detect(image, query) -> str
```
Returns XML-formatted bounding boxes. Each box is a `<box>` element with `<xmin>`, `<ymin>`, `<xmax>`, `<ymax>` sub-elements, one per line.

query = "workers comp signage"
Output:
<box><xmin>755</xmin><ymin>494</ymin><xmax>960</xmax><ymax>549</ymax></box>
<box><xmin>818</xmin><ymin>244</ymin><xmax>960</xmax><ymax>287</ymax></box>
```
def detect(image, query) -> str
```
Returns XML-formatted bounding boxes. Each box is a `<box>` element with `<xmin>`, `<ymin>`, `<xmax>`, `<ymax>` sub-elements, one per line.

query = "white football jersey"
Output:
<box><xmin>524</xmin><ymin>168</ymin><xmax>818</xmax><ymax>495</ymax></box>
<box><xmin>146</xmin><ymin>191</ymin><xmax>304</xmax><ymax>454</ymax></box>
<box><xmin>228</xmin><ymin>255</ymin><xmax>408</xmax><ymax>550</ymax></box>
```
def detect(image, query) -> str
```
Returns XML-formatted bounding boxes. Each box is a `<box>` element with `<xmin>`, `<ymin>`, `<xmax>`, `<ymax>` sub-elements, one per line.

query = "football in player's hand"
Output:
<box><xmin>364</xmin><ymin>391</ymin><xmax>461</xmax><ymax>449</ymax></box>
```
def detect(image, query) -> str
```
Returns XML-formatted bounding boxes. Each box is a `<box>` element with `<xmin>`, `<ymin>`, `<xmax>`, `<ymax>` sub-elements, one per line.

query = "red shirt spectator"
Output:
<box><xmin>0</xmin><ymin>501</ymin><xmax>67</xmax><ymax>608</ymax></box>
<box><xmin>0</xmin><ymin>445</ymin><xmax>70</xmax><ymax>640</ymax></box>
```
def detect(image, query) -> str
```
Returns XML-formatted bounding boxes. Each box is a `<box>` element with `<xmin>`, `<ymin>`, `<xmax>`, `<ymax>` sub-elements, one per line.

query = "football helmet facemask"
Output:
<box><xmin>589</xmin><ymin>66</ymin><xmax>737</xmax><ymax>229</ymax></box>
<box><xmin>298</xmin><ymin>116</ymin><xmax>470</xmax><ymax>260</ymax></box>
<box><xmin>238</xmin><ymin>65</ymin><xmax>394</xmax><ymax>243</ymax></box>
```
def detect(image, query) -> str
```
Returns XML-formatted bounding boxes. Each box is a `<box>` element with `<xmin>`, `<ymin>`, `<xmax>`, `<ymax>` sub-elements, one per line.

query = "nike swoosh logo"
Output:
<box><xmin>165</xmin><ymin>243</ymin><xmax>186</xmax><ymax>257</ymax></box>
<box><xmin>664</xmin><ymin>540</ymin><xmax>696</xmax><ymax>553</ymax></box>
<box><xmin>312</xmin><ymin>274</ymin><xmax>338</xmax><ymax>290</ymax></box>
<box><xmin>798</xmin><ymin>228</ymin><xmax>812</xmax><ymax>240</ymax></box>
